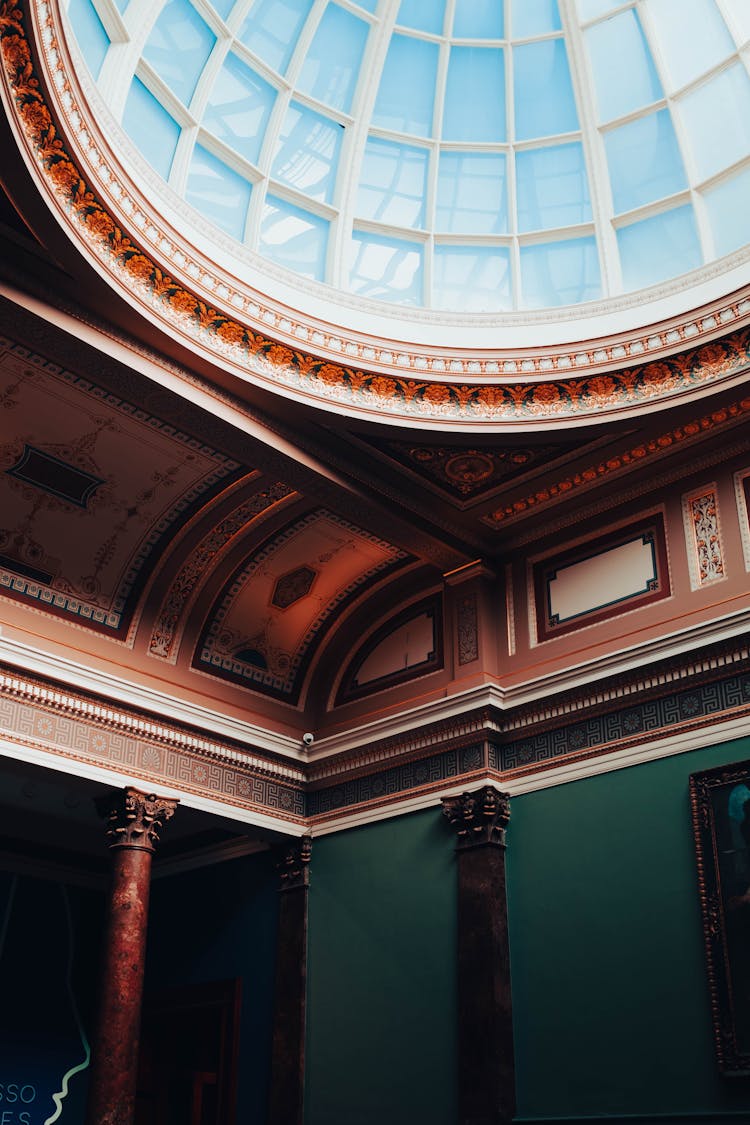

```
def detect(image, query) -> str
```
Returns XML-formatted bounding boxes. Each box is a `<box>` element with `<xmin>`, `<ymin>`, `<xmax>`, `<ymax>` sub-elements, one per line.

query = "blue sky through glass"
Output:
<box><xmin>70</xmin><ymin>0</ymin><xmax>750</xmax><ymax>310</ymax></box>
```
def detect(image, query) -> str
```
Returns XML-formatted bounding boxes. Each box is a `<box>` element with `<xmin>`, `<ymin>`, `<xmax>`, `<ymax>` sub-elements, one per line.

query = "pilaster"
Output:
<box><xmin>442</xmin><ymin>786</ymin><xmax>515</xmax><ymax>1125</ymax></box>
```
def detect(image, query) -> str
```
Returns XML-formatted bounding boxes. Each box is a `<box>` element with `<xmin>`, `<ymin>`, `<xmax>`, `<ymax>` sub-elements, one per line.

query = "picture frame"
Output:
<box><xmin>690</xmin><ymin>758</ymin><xmax>750</xmax><ymax>1075</ymax></box>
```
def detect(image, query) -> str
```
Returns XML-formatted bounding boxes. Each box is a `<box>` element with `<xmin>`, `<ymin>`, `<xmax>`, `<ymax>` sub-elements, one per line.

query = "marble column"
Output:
<box><xmin>85</xmin><ymin>787</ymin><xmax>177</xmax><ymax>1125</ymax></box>
<box><xmin>442</xmin><ymin>786</ymin><xmax>514</xmax><ymax>1125</ymax></box>
<box><xmin>268</xmin><ymin>835</ymin><xmax>312</xmax><ymax>1125</ymax></box>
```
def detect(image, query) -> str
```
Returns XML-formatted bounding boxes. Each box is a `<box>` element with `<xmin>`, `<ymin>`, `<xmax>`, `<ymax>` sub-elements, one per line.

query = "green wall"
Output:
<box><xmin>305</xmin><ymin>808</ymin><xmax>458</xmax><ymax>1125</ymax></box>
<box><xmin>146</xmin><ymin>850</ymin><xmax>278</xmax><ymax>1124</ymax></box>
<box><xmin>507</xmin><ymin>737</ymin><xmax>750</xmax><ymax>1122</ymax></box>
<box><xmin>305</xmin><ymin>738</ymin><xmax>750</xmax><ymax>1125</ymax></box>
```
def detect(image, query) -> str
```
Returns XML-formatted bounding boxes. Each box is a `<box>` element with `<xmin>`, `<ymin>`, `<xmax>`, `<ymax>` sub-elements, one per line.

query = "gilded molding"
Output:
<box><xmin>0</xmin><ymin>0</ymin><xmax>749</xmax><ymax>424</ymax></box>
<box><xmin>485</xmin><ymin>394</ymin><xmax>750</xmax><ymax>526</ymax></box>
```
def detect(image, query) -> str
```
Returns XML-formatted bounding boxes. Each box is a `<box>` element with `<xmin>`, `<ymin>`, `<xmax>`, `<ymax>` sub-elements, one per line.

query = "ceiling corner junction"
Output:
<box><xmin>1</xmin><ymin>618</ymin><xmax>748</xmax><ymax>836</ymax></box>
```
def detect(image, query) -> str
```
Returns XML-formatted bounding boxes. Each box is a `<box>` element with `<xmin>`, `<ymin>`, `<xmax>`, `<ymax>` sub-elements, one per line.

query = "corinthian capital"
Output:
<box><xmin>99</xmin><ymin>787</ymin><xmax>178</xmax><ymax>853</ymax></box>
<box><xmin>275</xmin><ymin>835</ymin><xmax>312</xmax><ymax>890</ymax></box>
<box><xmin>441</xmin><ymin>785</ymin><xmax>510</xmax><ymax>849</ymax></box>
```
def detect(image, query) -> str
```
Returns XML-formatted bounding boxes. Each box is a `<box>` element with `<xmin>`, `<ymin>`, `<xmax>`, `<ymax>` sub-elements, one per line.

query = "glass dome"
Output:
<box><xmin>65</xmin><ymin>0</ymin><xmax>750</xmax><ymax>314</ymax></box>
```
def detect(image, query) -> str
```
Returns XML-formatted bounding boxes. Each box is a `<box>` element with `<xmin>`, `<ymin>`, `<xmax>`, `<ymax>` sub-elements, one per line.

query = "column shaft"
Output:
<box><xmin>85</xmin><ymin>788</ymin><xmax>177</xmax><ymax>1125</ymax></box>
<box><xmin>443</xmin><ymin>787</ymin><xmax>515</xmax><ymax>1125</ymax></box>
<box><xmin>456</xmin><ymin>842</ymin><xmax>514</xmax><ymax>1125</ymax></box>
<box><xmin>268</xmin><ymin>836</ymin><xmax>311</xmax><ymax>1125</ymax></box>
<box><xmin>86</xmin><ymin>846</ymin><xmax>153</xmax><ymax>1125</ymax></box>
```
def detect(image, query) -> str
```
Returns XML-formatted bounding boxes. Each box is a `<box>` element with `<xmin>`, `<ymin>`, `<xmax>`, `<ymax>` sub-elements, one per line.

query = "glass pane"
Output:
<box><xmin>185</xmin><ymin>144</ymin><xmax>252</xmax><ymax>239</ymax></box>
<box><xmin>396</xmin><ymin>0</ymin><xmax>445</xmax><ymax>34</ymax></box>
<box><xmin>617</xmin><ymin>204</ymin><xmax>701</xmax><ymax>290</ymax></box>
<box><xmin>239</xmin><ymin>0</ymin><xmax>314</xmax><ymax>74</ymax></box>
<box><xmin>210</xmin><ymin>0</ymin><xmax>235</xmax><ymax>21</ymax></box>
<box><xmin>678</xmin><ymin>64</ymin><xmax>750</xmax><ymax>182</ymax></box>
<box><xmin>647</xmin><ymin>0</ymin><xmax>734</xmax><ymax>91</ymax></box>
<box><xmin>433</xmin><ymin>245</ymin><xmax>511</xmax><ymax>311</ymax></box>
<box><xmin>520</xmin><ymin>236</ymin><xmax>601</xmax><ymax>307</ymax></box>
<box><xmin>203</xmin><ymin>54</ymin><xmax>276</xmax><ymax>166</ymax></box>
<box><xmin>605</xmin><ymin>109</ymin><xmax>687</xmax><ymax>213</ymax></box>
<box><xmin>452</xmin><ymin>0</ymin><xmax>504</xmax><ymax>39</ymax></box>
<box><xmin>722</xmin><ymin>0</ymin><xmax>750</xmax><ymax>44</ymax></box>
<box><xmin>443</xmin><ymin>47</ymin><xmax>505</xmax><ymax>142</ymax></box>
<box><xmin>356</xmin><ymin>138</ymin><xmax>428</xmax><ymax>227</ymax></box>
<box><xmin>260</xmin><ymin>195</ymin><xmax>328</xmax><ymax>279</ymax></box>
<box><xmin>122</xmin><ymin>77</ymin><xmax>180</xmax><ymax>180</ymax></box>
<box><xmin>372</xmin><ymin>34</ymin><xmax>438</xmax><ymax>136</ymax></box>
<box><xmin>514</xmin><ymin>39</ymin><xmax>578</xmax><ymax>139</ymax></box>
<box><xmin>354</xmin><ymin>0</ymin><xmax>377</xmax><ymax>11</ymax></box>
<box><xmin>585</xmin><ymin>9</ymin><xmax>662</xmax><ymax>122</ymax></box>
<box><xmin>271</xmin><ymin>102</ymin><xmax>343</xmax><ymax>202</ymax></box>
<box><xmin>511</xmin><ymin>0</ymin><xmax>561</xmax><ymax>38</ymax></box>
<box><xmin>576</xmin><ymin>0</ymin><xmax>619</xmax><ymax>19</ymax></box>
<box><xmin>704</xmin><ymin>166</ymin><xmax>750</xmax><ymax>256</ymax></box>
<box><xmin>142</xmin><ymin>0</ymin><xmax>216</xmax><ymax>105</ymax></box>
<box><xmin>348</xmin><ymin>232</ymin><xmax>423</xmax><ymax>304</ymax></box>
<box><xmin>68</xmin><ymin>0</ymin><xmax>110</xmax><ymax>78</ymax></box>
<box><xmin>297</xmin><ymin>3</ymin><xmax>369</xmax><ymax>113</ymax></box>
<box><xmin>516</xmin><ymin>143</ymin><xmax>591</xmax><ymax>231</ymax></box>
<box><xmin>436</xmin><ymin>151</ymin><xmax>507</xmax><ymax>233</ymax></box>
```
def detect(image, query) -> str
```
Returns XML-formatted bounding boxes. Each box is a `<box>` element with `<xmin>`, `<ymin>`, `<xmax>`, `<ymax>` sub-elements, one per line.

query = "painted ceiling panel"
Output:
<box><xmin>0</xmin><ymin>342</ymin><xmax>241</xmax><ymax>635</ymax></box>
<box><xmin>196</xmin><ymin>510</ymin><xmax>410</xmax><ymax>702</ymax></box>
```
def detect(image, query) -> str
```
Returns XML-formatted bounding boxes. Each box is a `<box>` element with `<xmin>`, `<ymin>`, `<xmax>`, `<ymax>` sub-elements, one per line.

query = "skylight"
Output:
<box><xmin>66</xmin><ymin>0</ymin><xmax>750</xmax><ymax>314</ymax></box>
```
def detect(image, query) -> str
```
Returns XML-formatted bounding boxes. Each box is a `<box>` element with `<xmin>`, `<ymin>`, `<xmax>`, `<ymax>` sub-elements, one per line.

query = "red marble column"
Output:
<box><xmin>85</xmin><ymin>787</ymin><xmax>177</xmax><ymax>1125</ymax></box>
<box><xmin>442</xmin><ymin>786</ymin><xmax>514</xmax><ymax>1125</ymax></box>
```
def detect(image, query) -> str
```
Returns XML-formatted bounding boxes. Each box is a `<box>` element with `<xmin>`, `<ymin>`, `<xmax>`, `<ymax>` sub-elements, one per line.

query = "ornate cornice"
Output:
<box><xmin>442</xmin><ymin>786</ymin><xmax>510</xmax><ymax>849</ymax></box>
<box><xmin>484</xmin><ymin>394</ymin><xmax>750</xmax><ymax>527</ymax></box>
<box><xmin>98</xmin><ymin>786</ymin><xmax>177</xmax><ymax>853</ymax></box>
<box><xmin>0</xmin><ymin>633</ymin><xmax>749</xmax><ymax>831</ymax></box>
<box><xmin>0</xmin><ymin>0</ymin><xmax>749</xmax><ymax>426</ymax></box>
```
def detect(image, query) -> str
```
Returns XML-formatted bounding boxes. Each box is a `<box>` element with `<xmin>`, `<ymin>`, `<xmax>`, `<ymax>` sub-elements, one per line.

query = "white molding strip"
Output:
<box><xmin>735</xmin><ymin>467</ymin><xmax>750</xmax><ymax>572</ymax></box>
<box><xmin>0</xmin><ymin>629</ymin><xmax>305</xmax><ymax>761</ymax></box>
<box><xmin>2</xmin><ymin>601</ymin><xmax>749</xmax><ymax>774</ymax></box>
<box><xmin>0</xmin><ymin>738</ymin><xmax>304</xmax><ymax>837</ymax></box>
<box><xmin>310</xmin><ymin>713</ymin><xmax>750</xmax><ymax>836</ymax></box>
<box><xmin>310</xmin><ymin>605</ymin><xmax>750</xmax><ymax>759</ymax></box>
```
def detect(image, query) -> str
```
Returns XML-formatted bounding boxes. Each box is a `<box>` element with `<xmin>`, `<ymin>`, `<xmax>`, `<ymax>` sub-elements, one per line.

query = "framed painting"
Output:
<box><xmin>690</xmin><ymin>758</ymin><xmax>750</xmax><ymax>1075</ymax></box>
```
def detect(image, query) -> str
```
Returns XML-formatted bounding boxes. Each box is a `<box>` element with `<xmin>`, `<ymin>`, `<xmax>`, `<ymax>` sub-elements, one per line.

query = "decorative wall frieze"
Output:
<box><xmin>682</xmin><ymin>484</ymin><xmax>726</xmax><ymax>590</ymax></box>
<box><xmin>456</xmin><ymin>594</ymin><xmax>479</xmax><ymax>666</ymax></box>
<box><xmin>305</xmin><ymin>636</ymin><xmax>750</xmax><ymax>823</ymax></box>
<box><xmin>485</xmin><ymin>396</ymin><xmax>750</xmax><ymax>528</ymax></box>
<box><xmin>0</xmin><ymin>663</ymin><xmax>306</xmax><ymax>827</ymax></box>
<box><xmin>0</xmin><ymin>635</ymin><xmax>749</xmax><ymax>831</ymax></box>
<box><xmin>2</xmin><ymin>1</ymin><xmax>750</xmax><ymax>426</ymax></box>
